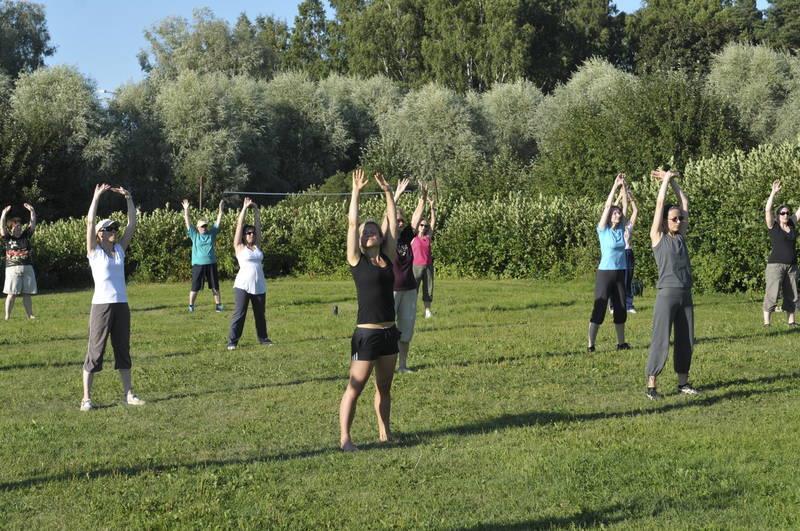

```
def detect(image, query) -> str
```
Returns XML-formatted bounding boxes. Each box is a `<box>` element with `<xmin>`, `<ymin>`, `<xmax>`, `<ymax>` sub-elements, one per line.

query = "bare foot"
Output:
<box><xmin>340</xmin><ymin>440</ymin><xmax>358</xmax><ymax>452</ymax></box>
<box><xmin>379</xmin><ymin>431</ymin><xmax>393</xmax><ymax>443</ymax></box>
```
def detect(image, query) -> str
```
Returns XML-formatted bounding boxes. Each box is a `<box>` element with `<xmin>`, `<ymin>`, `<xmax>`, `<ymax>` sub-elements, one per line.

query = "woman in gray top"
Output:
<box><xmin>645</xmin><ymin>169</ymin><xmax>699</xmax><ymax>400</ymax></box>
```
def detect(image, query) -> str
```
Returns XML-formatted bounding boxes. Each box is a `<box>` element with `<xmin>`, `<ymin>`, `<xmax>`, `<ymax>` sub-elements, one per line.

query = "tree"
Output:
<box><xmin>0</xmin><ymin>0</ymin><xmax>54</xmax><ymax>77</ymax></box>
<box><xmin>478</xmin><ymin>79</ymin><xmax>543</xmax><ymax>161</ymax></box>
<box><xmin>761</xmin><ymin>0</ymin><xmax>800</xmax><ymax>51</ymax></box>
<box><xmin>0</xmin><ymin>66</ymin><xmax>111</xmax><ymax>218</ymax></box>
<box><xmin>285</xmin><ymin>0</ymin><xmax>333</xmax><ymax>79</ymax></box>
<box><xmin>138</xmin><ymin>8</ymin><xmax>288</xmax><ymax>81</ymax></box>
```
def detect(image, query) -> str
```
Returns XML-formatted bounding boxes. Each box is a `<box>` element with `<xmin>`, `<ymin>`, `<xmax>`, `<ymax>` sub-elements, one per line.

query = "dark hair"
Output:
<box><xmin>241</xmin><ymin>224</ymin><xmax>256</xmax><ymax>242</ymax></box>
<box><xmin>607</xmin><ymin>205</ymin><xmax>625</xmax><ymax>227</ymax></box>
<box><xmin>662</xmin><ymin>204</ymin><xmax>681</xmax><ymax>220</ymax></box>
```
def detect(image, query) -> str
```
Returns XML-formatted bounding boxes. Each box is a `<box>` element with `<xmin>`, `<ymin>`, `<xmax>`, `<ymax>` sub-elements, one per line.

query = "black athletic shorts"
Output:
<box><xmin>191</xmin><ymin>263</ymin><xmax>220</xmax><ymax>292</ymax></box>
<box><xmin>350</xmin><ymin>326</ymin><xmax>400</xmax><ymax>361</ymax></box>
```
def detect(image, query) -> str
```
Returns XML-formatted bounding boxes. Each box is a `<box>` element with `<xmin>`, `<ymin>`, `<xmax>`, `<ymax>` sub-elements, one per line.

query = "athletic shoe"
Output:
<box><xmin>587</xmin><ymin>345</ymin><xmax>596</xmax><ymax>353</ymax></box>
<box><xmin>227</xmin><ymin>344</ymin><xmax>236</xmax><ymax>351</ymax></box>
<box><xmin>677</xmin><ymin>383</ymin><xmax>700</xmax><ymax>395</ymax></box>
<box><xmin>80</xmin><ymin>398</ymin><xmax>93</xmax><ymax>411</ymax></box>
<box><xmin>123</xmin><ymin>393</ymin><xmax>145</xmax><ymax>406</ymax></box>
<box><xmin>617</xmin><ymin>342</ymin><xmax>631</xmax><ymax>351</ymax></box>
<box><xmin>188</xmin><ymin>305</ymin><xmax>195</xmax><ymax>313</ymax></box>
<box><xmin>424</xmin><ymin>309</ymin><xmax>432</xmax><ymax>319</ymax></box>
<box><xmin>259</xmin><ymin>338</ymin><xmax>274</xmax><ymax>346</ymax></box>
<box><xmin>397</xmin><ymin>367</ymin><xmax>414</xmax><ymax>374</ymax></box>
<box><xmin>627</xmin><ymin>308</ymin><xmax>637</xmax><ymax>314</ymax></box>
<box><xmin>215</xmin><ymin>304</ymin><xmax>224</xmax><ymax>312</ymax></box>
<box><xmin>645</xmin><ymin>388</ymin><xmax>662</xmax><ymax>400</ymax></box>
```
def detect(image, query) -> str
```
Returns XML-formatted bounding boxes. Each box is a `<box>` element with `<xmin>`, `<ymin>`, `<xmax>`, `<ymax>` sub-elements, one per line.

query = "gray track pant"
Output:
<box><xmin>646</xmin><ymin>288</ymin><xmax>694</xmax><ymax>377</ymax></box>
<box><xmin>763</xmin><ymin>263</ymin><xmax>797</xmax><ymax>313</ymax></box>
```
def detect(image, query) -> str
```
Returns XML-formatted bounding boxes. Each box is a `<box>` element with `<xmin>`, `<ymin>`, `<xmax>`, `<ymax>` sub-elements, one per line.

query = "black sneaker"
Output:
<box><xmin>587</xmin><ymin>345</ymin><xmax>596</xmax><ymax>353</ymax></box>
<box><xmin>617</xmin><ymin>342</ymin><xmax>631</xmax><ymax>351</ymax></box>
<box><xmin>677</xmin><ymin>383</ymin><xmax>700</xmax><ymax>395</ymax></box>
<box><xmin>260</xmin><ymin>338</ymin><xmax>274</xmax><ymax>346</ymax></box>
<box><xmin>645</xmin><ymin>388</ymin><xmax>662</xmax><ymax>400</ymax></box>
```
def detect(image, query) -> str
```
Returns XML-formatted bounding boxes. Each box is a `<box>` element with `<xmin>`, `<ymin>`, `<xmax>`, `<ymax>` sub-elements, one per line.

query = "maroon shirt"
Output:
<box><xmin>393</xmin><ymin>225</ymin><xmax>417</xmax><ymax>291</ymax></box>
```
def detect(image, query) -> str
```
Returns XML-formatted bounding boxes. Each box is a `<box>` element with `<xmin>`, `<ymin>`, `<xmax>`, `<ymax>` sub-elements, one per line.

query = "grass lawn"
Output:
<box><xmin>1</xmin><ymin>278</ymin><xmax>799</xmax><ymax>529</ymax></box>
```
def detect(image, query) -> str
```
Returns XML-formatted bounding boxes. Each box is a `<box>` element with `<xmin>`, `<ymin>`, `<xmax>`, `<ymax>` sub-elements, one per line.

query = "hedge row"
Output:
<box><xmin>10</xmin><ymin>139</ymin><xmax>800</xmax><ymax>292</ymax></box>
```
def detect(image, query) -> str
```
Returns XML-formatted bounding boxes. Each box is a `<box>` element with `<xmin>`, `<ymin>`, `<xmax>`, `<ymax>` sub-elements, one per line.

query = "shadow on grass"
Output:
<box><xmin>130</xmin><ymin>304</ymin><xmax>180</xmax><ymax>312</ymax></box>
<box><xmin>695</xmin><ymin>326</ymin><xmax>799</xmax><ymax>344</ymax></box>
<box><xmin>458</xmin><ymin>503</ymin><xmax>630</xmax><ymax>529</ymax></box>
<box><xmin>479</xmin><ymin>300</ymin><xmax>577</xmax><ymax>312</ymax></box>
<box><xmin>0</xmin><ymin>359</ymin><xmax>81</xmax><ymax>372</ymax></box>
<box><xmin>0</xmin><ymin>372</ymin><xmax>789</xmax><ymax>493</ymax></box>
<box><xmin>147</xmin><ymin>374</ymin><xmax>344</xmax><ymax>404</ymax></box>
<box><xmin>279</xmin><ymin>296</ymin><xmax>349</xmax><ymax>307</ymax></box>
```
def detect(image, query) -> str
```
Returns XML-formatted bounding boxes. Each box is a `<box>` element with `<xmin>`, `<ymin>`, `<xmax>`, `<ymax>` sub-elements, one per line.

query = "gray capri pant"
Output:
<box><xmin>646</xmin><ymin>288</ymin><xmax>694</xmax><ymax>377</ymax></box>
<box><xmin>413</xmin><ymin>264</ymin><xmax>434</xmax><ymax>303</ymax></box>
<box><xmin>84</xmin><ymin>303</ymin><xmax>132</xmax><ymax>373</ymax></box>
<box><xmin>763</xmin><ymin>263</ymin><xmax>797</xmax><ymax>313</ymax></box>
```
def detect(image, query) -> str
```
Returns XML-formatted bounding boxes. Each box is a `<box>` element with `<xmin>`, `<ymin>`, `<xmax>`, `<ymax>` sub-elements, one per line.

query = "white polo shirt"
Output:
<box><xmin>88</xmin><ymin>244</ymin><xmax>128</xmax><ymax>304</ymax></box>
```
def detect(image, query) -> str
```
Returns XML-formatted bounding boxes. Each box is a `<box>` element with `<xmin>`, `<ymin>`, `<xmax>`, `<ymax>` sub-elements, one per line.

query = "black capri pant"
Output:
<box><xmin>590</xmin><ymin>269</ymin><xmax>627</xmax><ymax>325</ymax></box>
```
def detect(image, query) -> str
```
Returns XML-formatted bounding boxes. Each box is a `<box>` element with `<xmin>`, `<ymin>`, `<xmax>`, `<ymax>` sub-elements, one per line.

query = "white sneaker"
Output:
<box><xmin>80</xmin><ymin>398</ymin><xmax>93</xmax><ymax>411</ymax></box>
<box><xmin>627</xmin><ymin>308</ymin><xmax>637</xmax><ymax>314</ymax></box>
<box><xmin>123</xmin><ymin>393</ymin><xmax>145</xmax><ymax>406</ymax></box>
<box><xmin>424</xmin><ymin>309</ymin><xmax>432</xmax><ymax>319</ymax></box>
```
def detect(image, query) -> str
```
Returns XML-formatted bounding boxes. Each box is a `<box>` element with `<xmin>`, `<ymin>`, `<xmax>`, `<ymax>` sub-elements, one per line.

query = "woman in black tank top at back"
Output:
<box><xmin>762</xmin><ymin>180</ymin><xmax>799</xmax><ymax>326</ymax></box>
<box><xmin>339</xmin><ymin>168</ymin><xmax>399</xmax><ymax>452</ymax></box>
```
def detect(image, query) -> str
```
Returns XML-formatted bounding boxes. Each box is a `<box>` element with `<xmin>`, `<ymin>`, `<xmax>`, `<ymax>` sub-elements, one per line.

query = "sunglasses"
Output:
<box><xmin>419</xmin><ymin>224</ymin><xmax>429</xmax><ymax>228</ymax></box>
<box><xmin>99</xmin><ymin>226</ymin><xmax>118</xmax><ymax>233</ymax></box>
<box><xmin>668</xmin><ymin>216</ymin><xmax>685</xmax><ymax>222</ymax></box>
<box><xmin>244</xmin><ymin>231</ymin><xmax>255</xmax><ymax>235</ymax></box>
<box><xmin>780</xmin><ymin>211</ymin><xmax>791</xmax><ymax>216</ymax></box>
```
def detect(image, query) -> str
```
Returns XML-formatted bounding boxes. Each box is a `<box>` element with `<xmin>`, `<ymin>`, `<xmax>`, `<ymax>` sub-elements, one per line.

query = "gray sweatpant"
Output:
<box><xmin>763</xmin><ymin>263</ymin><xmax>797</xmax><ymax>313</ymax></box>
<box><xmin>84</xmin><ymin>303</ymin><xmax>132</xmax><ymax>373</ymax></box>
<box><xmin>646</xmin><ymin>288</ymin><xmax>693</xmax><ymax>377</ymax></box>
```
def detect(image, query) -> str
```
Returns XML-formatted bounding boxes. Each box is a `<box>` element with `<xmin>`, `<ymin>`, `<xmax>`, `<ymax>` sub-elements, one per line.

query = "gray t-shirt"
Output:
<box><xmin>653</xmin><ymin>233</ymin><xmax>692</xmax><ymax>289</ymax></box>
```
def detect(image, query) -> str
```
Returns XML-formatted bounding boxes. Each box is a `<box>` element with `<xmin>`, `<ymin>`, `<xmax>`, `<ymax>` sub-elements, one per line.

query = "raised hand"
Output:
<box><xmin>243</xmin><ymin>197</ymin><xmax>254</xmax><ymax>209</ymax></box>
<box><xmin>614</xmin><ymin>173</ymin><xmax>625</xmax><ymax>187</ymax></box>
<box><xmin>374</xmin><ymin>172</ymin><xmax>390</xmax><ymax>191</ymax></box>
<box><xmin>772</xmin><ymin>180</ymin><xmax>782</xmax><ymax>195</ymax></box>
<box><xmin>2</xmin><ymin>205</ymin><xmax>10</xmax><ymax>215</ymax></box>
<box><xmin>218</xmin><ymin>199</ymin><xmax>225</xmax><ymax>211</ymax></box>
<box><xmin>651</xmin><ymin>169</ymin><xmax>668</xmax><ymax>182</ymax></box>
<box><xmin>111</xmin><ymin>186</ymin><xmax>131</xmax><ymax>199</ymax></box>
<box><xmin>182</xmin><ymin>199</ymin><xmax>190</xmax><ymax>210</ymax></box>
<box><xmin>94</xmin><ymin>183</ymin><xmax>112</xmax><ymax>197</ymax></box>
<box><xmin>396</xmin><ymin>177</ymin><xmax>410</xmax><ymax>196</ymax></box>
<box><xmin>352</xmin><ymin>168</ymin><xmax>368</xmax><ymax>192</ymax></box>
<box><xmin>23</xmin><ymin>203</ymin><xmax>34</xmax><ymax>212</ymax></box>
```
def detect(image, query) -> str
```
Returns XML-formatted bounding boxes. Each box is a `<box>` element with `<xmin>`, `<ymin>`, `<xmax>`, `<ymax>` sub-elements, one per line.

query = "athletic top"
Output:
<box><xmin>597</xmin><ymin>225</ymin><xmax>626</xmax><ymax>270</ymax></box>
<box><xmin>351</xmin><ymin>254</ymin><xmax>395</xmax><ymax>324</ymax></box>
<box><xmin>411</xmin><ymin>235</ymin><xmax>433</xmax><ymax>266</ymax></box>
<box><xmin>4</xmin><ymin>228</ymin><xmax>33</xmax><ymax>267</ymax></box>
<box><xmin>88</xmin><ymin>244</ymin><xmax>127</xmax><ymax>304</ymax></box>
<box><xmin>188</xmin><ymin>224</ymin><xmax>220</xmax><ymax>265</ymax></box>
<box><xmin>234</xmin><ymin>245</ymin><xmax>266</xmax><ymax>294</ymax></box>
<box><xmin>623</xmin><ymin>221</ymin><xmax>634</xmax><ymax>251</ymax></box>
<box><xmin>767</xmin><ymin>223</ymin><xmax>796</xmax><ymax>265</ymax></box>
<box><xmin>653</xmin><ymin>233</ymin><xmax>692</xmax><ymax>289</ymax></box>
<box><xmin>393</xmin><ymin>225</ymin><xmax>417</xmax><ymax>291</ymax></box>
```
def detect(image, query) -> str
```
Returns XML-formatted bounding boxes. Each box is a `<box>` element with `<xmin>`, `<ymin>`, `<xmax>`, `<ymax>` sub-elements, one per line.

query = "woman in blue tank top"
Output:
<box><xmin>339</xmin><ymin>168</ymin><xmax>400</xmax><ymax>452</ymax></box>
<box><xmin>588</xmin><ymin>174</ymin><xmax>630</xmax><ymax>352</ymax></box>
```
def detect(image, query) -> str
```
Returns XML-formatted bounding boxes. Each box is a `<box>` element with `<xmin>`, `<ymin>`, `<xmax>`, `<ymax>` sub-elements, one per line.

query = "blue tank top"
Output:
<box><xmin>597</xmin><ymin>225</ymin><xmax>626</xmax><ymax>270</ymax></box>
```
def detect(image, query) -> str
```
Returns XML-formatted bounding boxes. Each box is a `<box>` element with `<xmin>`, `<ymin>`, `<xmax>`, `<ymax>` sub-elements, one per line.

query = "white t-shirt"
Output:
<box><xmin>233</xmin><ymin>246</ymin><xmax>266</xmax><ymax>294</ymax></box>
<box><xmin>623</xmin><ymin>221</ymin><xmax>634</xmax><ymax>250</ymax></box>
<box><xmin>88</xmin><ymin>244</ymin><xmax>128</xmax><ymax>304</ymax></box>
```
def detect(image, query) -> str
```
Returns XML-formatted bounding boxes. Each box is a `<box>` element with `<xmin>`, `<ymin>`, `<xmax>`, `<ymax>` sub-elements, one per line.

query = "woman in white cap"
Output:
<box><xmin>81</xmin><ymin>183</ymin><xmax>144</xmax><ymax>411</ymax></box>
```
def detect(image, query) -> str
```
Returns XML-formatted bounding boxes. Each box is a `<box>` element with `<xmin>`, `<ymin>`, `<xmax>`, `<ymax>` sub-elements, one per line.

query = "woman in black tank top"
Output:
<box><xmin>339</xmin><ymin>168</ymin><xmax>399</xmax><ymax>452</ymax></box>
<box><xmin>762</xmin><ymin>180</ymin><xmax>799</xmax><ymax>326</ymax></box>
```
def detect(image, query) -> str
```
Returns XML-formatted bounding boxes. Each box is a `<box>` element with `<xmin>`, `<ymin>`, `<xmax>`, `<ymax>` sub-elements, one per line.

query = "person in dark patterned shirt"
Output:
<box><xmin>1</xmin><ymin>203</ymin><xmax>37</xmax><ymax>320</ymax></box>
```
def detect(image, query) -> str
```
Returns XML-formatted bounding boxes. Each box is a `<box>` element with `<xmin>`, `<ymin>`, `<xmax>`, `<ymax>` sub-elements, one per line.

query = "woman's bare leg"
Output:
<box><xmin>339</xmin><ymin>360</ymin><xmax>373</xmax><ymax>451</ymax></box>
<box><xmin>374</xmin><ymin>354</ymin><xmax>398</xmax><ymax>442</ymax></box>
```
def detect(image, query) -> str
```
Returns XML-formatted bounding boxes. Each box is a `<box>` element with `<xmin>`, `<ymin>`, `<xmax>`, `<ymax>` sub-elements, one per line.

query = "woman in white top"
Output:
<box><xmin>227</xmin><ymin>197</ymin><xmax>270</xmax><ymax>349</ymax></box>
<box><xmin>81</xmin><ymin>183</ymin><xmax>144</xmax><ymax>411</ymax></box>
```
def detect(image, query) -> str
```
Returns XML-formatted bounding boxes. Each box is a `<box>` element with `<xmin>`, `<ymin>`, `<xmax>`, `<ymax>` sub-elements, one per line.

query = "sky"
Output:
<box><xmin>41</xmin><ymin>0</ymin><xmax>771</xmax><ymax>93</ymax></box>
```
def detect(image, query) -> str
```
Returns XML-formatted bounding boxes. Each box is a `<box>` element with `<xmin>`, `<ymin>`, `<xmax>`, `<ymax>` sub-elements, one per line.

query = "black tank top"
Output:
<box><xmin>768</xmin><ymin>223</ymin><xmax>797</xmax><ymax>265</ymax></box>
<box><xmin>351</xmin><ymin>254</ymin><xmax>395</xmax><ymax>324</ymax></box>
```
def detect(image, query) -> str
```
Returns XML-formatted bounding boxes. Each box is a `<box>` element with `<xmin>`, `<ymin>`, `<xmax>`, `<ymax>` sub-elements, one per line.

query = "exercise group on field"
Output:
<box><xmin>2</xmin><ymin>167</ymin><xmax>797</xmax><ymax>450</ymax></box>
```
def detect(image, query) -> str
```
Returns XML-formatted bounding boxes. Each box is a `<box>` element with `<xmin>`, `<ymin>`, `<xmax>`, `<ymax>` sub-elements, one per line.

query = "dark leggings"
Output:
<box><xmin>228</xmin><ymin>288</ymin><xmax>268</xmax><ymax>345</ymax></box>
<box><xmin>590</xmin><ymin>269</ymin><xmax>627</xmax><ymax>325</ymax></box>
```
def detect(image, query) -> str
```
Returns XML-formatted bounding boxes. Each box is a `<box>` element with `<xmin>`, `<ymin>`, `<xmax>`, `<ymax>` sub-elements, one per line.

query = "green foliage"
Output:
<box><xmin>707</xmin><ymin>43</ymin><xmax>800</xmax><ymax>144</ymax></box>
<box><xmin>477</xmin><ymin>80</ymin><xmax>543</xmax><ymax>161</ymax></box>
<box><xmin>534</xmin><ymin>64</ymin><xmax>751</xmax><ymax>198</ymax></box>
<box><xmin>0</xmin><ymin>0</ymin><xmax>54</xmax><ymax>78</ymax></box>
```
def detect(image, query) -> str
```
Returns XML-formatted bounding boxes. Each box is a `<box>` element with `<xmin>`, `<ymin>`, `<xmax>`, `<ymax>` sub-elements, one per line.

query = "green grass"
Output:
<box><xmin>1</xmin><ymin>278</ymin><xmax>799</xmax><ymax>529</ymax></box>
